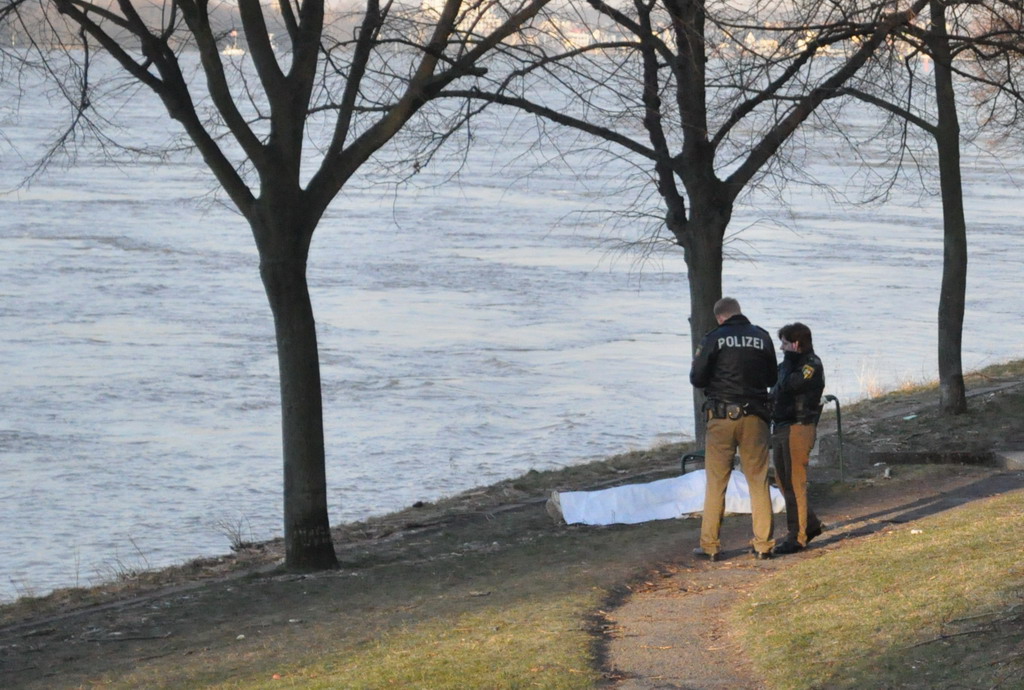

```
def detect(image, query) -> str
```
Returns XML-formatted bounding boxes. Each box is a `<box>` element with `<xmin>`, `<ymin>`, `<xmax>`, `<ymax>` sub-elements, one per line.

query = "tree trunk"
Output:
<box><xmin>929</xmin><ymin>2</ymin><xmax>968</xmax><ymax>415</ymax></box>
<box><xmin>679</xmin><ymin>216</ymin><xmax>726</xmax><ymax>445</ymax></box>
<box><xmin>259</xmin><ymin>252</ymin><xmax>339</xmax><ymax>570</ymax></box>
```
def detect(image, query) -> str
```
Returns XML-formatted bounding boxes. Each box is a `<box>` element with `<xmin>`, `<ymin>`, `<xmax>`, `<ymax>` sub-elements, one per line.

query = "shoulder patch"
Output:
<box><xmin>802</xmin><ymin>364</ymin><xmax>815</xmax><ymax>380</ymax></box>
<box><xmin>694</xmin><ymin>345</ymin><xmax>702</xmax><ymax>358</ymax></box>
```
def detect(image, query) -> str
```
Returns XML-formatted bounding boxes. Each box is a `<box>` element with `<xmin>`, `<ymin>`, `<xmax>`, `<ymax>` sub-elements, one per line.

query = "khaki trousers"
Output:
<box><xmin>700</xmin><ymin>413</ymin><xmax>775</xmax><ymax>555</ymax></box>
<box><xmin>771</xmin><ymin>422</ymin><xmax>822</xmax><ymax>546</ymax></box>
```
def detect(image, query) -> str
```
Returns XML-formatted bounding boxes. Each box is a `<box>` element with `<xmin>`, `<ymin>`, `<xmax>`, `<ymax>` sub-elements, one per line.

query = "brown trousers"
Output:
<box><xmin>700</xmin><ymin>413</ymin><xmax>775</xmax><ymax>555</ymax></box>
<box><xmin>771</xmin><ymin>422</ymin><xmax>822</xmax><ymax>546</ymax></box>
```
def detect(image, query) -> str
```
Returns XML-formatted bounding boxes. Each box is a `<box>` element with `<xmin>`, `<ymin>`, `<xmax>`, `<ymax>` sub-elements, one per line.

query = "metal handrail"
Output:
<box><xmin>823</xmin><ymin>394</ymin><xmax>844</xmax><ymax>482</ymax></box>
<box><xmin>681</xmin><ymin>451</ymin><xmax>705</xmax><ymax>474</ymax></box>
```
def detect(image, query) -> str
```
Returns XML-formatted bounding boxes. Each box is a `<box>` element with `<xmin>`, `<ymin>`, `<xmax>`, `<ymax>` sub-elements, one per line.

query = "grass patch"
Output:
<box><xmin>734</xmin><ymin>489</ymin><xmax>1024</xmax><ymax>688</ymax></box>
<box><xmin>208</xmin><ymin>595</ymin><xmax>602</xmax><ymax>689</ymax></box>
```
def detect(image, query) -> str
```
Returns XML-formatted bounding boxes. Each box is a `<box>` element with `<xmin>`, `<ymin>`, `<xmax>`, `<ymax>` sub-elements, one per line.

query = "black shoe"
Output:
<box><xmin>773</xmin><ymin>541</ymin><xmax>803</xmax><ymax>555</ymax></box>
<box><xmin>753</xmin><ymin>550</ymin><xmax>773</xmax><ymax>560</ymax></box>
<box><xmin>806</xmin><ymin>524</ymin><xmax>824</xmax><ymax>543</ymax></box>
<box><xmin>693</xmin><ymin>547</ymin><xmax>719</xmax><ymax>562</ymax></box>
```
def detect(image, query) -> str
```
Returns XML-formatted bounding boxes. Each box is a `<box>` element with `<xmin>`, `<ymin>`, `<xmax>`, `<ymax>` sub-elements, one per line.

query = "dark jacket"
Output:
<box><xmin>689</xmin><ymin>314</ymin><xmax>777</xmax><ymax>405</ymax></box>
<box><xmin>771</xmin><ymin>349</ymin><xmax>825</xmax><ymax>424</ymax></box>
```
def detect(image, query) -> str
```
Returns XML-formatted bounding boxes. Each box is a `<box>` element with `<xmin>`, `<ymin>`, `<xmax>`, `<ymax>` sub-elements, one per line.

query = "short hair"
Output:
<box><xmin>713</xmin><ymin>297</ymin><xmax>741</xmax><ymax>319</ymax></box>
<box><xmin>778</xmin><ymin>322</ymin><xmax>813</xmax><ymax>351</ymax></box>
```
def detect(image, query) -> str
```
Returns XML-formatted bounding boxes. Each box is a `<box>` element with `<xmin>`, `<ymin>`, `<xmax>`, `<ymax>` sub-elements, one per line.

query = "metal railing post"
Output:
<box><xmin>823</xmin><ymin>394</ymin><xmax>844</xmax><ymax>482</ymax></box>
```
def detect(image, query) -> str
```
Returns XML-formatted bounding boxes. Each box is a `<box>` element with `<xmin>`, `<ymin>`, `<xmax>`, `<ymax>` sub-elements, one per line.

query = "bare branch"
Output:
<box><xmin>439</xmin><ymin>87</ymin><xmax>658</xmax><ymax>159</ymax></box>
<box><xmin>837</xmin><ymin>86</ymin><xmax>938</xmax><ymax>134</ymax></box>
<box><xmin>726</xmin><ymin>0</ymin><xmax>932</xmax><ymax>196</ymax></box>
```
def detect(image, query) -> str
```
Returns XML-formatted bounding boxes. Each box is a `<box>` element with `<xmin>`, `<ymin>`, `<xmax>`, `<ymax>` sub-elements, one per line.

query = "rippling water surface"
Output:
<box><xmin>2</xmin><ymin>61</ymin><xmax>1023</xmax><ymax>600</ymax></box>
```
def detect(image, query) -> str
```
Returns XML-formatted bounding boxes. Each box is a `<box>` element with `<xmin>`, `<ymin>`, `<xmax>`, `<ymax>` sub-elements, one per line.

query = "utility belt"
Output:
<box><xmin>705</xmin><ymin>398</ymin><xmax>770</xmax><ymax>424</ymax></box>
<box><xmin>794</xmin><ymin>400</ymin><xmax>825</xmax><ymax>425</ymax></box>
<box><xmin>771</xmin><ymin>402</ymin><xmax>824</xmax><ymax>430</ymax></box>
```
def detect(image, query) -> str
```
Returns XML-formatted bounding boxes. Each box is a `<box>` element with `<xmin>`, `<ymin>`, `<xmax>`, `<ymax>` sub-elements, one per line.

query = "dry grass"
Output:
<box><xmin>735</xmin><ymin>489</ymin><xmax>1024</xmax><ymax>688</ymax></box>
<box><xmin>842</xmin><ymin>358</ymin><xmax>1024</xmax><ymax>414</ymax></box>
<box><xmin>206</xmin><ymin>595</ymin><xmax>603</xmax><ymax>689</ymax></box>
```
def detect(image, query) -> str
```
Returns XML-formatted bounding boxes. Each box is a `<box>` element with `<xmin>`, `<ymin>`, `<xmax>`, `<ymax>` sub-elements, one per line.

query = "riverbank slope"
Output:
<box><xmin>2</xmin><ymin>360</ymin><xmax>1023</xmax><ymax>688</ymax></box>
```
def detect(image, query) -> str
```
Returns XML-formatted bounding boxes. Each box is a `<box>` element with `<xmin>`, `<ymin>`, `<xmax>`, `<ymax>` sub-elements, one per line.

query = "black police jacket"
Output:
<box><xmin>689</xmin><ymin>314</ymin><xmax>777</xmax><ymax>405</ymax></box>
<box><xmin>771</xmin><ymin>349</ymin><xmax>825</xmax><ymax>424</ymax></box>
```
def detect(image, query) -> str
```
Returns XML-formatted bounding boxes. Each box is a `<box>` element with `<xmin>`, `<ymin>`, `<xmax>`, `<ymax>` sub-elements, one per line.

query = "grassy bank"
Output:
<box><xmin>730</xmin><ymin>358</ymin><xmax>1024</xmax><ymax>688</ymax></box>
<box><xmin>735</xmin><ymin>489</ymin><xmax>1024</xmax><ymax>688</ymax></box>
<box><xmin>22</xmin><ymin>508</ymin><xmax>691</xmax><ymax>689</ymax></box>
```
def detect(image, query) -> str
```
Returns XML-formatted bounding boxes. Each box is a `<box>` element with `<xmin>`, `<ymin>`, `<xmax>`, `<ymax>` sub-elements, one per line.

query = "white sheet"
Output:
<box><xmin>558</xmin><ymin>469</ymin><xmax>786</xmax><ymax>526</ymax></box>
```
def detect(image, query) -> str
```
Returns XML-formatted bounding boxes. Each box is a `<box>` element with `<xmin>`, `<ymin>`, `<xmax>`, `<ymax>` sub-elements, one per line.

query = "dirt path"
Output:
<box><xmin>602</xmin><ymin>467</ymin><xmax>1024</xmax><ymax>689</ymax></box>
<box><xmin>607</xmin><ymin>562</ymin><xmax>768</xmax><ymax>690</ymax></box>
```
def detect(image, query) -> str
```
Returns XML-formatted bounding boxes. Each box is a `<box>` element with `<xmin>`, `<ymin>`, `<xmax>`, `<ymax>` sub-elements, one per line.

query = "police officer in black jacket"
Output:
<box><xmin>689</xmin><ymin>297</ymin><xmax>777</xmax><ymax>561</ymax></box>
<box><xmin>771</xmin><ymin>322</ymin><xmax>825</xmax><ymax>555</ymax></box>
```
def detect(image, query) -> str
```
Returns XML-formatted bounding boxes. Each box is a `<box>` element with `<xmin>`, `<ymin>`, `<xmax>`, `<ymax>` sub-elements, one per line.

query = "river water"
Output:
<box><xmin>1</xmin><ymin>61</ymin><xmax>1023</xmax><ymax>601</ymax></box>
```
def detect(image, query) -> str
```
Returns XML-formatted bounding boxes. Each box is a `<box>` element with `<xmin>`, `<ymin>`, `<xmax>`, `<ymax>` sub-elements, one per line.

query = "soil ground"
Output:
<box><xmin>3</xmin><ymin>365</ymin><xmax>1024</xmax><ymax>689</ymax></box>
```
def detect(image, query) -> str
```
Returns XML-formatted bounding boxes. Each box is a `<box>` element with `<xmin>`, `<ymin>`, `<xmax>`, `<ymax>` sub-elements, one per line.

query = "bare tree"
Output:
<box><xmin>835</xmin><ymin>0</ymin><xmax>1024</xmax><ymax>414</ymax></box>
<box><xmin>928</xmin><ymin>0</ymin><xmax>969</xmax><ymax>414</ymax></box>
<box><xmin>835</xmin><ymin>4</ymin><xmax>968</xmax><ymax>414</ymax></box>
<box><xmin>1</xmin><ymin>0</ymin><xmax>549</xmax><ymax>570</ymax></box>
<box><xmin>443</xmin><ymin>0</ymin><xmax>930</xmax><ymax>439</ymax></box>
